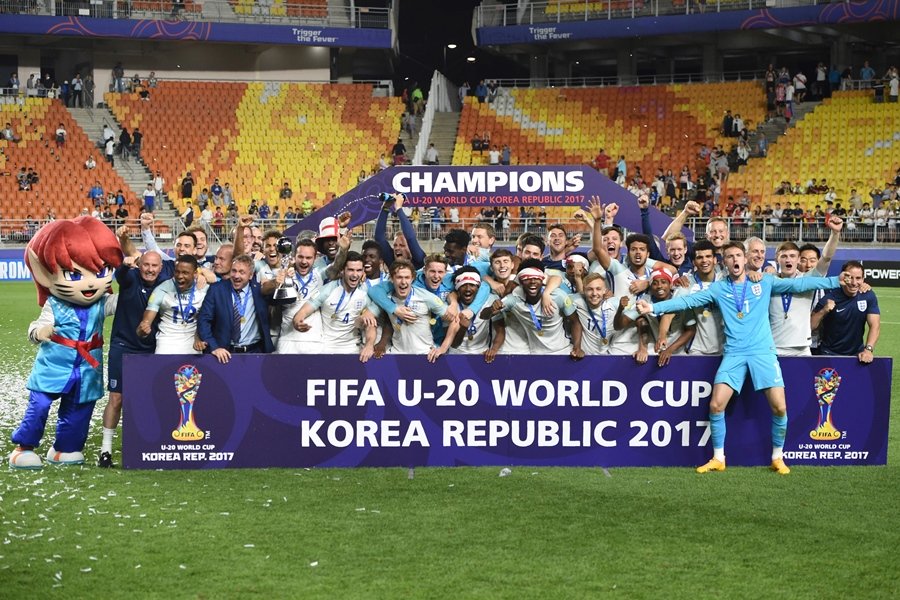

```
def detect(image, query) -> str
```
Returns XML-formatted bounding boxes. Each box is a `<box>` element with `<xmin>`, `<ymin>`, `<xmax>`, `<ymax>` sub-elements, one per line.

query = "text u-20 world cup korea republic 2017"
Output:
<box><xmin>122</xmin><ymin>355</ymin><xmax>891</xmax><ymax>469</ymax></box>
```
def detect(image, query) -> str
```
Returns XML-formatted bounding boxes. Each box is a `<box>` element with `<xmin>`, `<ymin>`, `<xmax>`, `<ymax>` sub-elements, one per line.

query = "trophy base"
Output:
<box><xmin>273</xmin><ymin>289</ymin><xmax>298</xmax><ymax>305</ymax></box>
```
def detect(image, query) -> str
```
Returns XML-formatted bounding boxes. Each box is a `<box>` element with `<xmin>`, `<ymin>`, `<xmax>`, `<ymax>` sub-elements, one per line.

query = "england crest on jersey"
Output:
<box><xmin>751</xmin><ymin>283</ymin><xmax>762</xmax><ymax>296</ymax></box>
<box><xmin>857</xmin><ymin>299</ymin><xmax>867</xmax><ymax>312</ymax></box>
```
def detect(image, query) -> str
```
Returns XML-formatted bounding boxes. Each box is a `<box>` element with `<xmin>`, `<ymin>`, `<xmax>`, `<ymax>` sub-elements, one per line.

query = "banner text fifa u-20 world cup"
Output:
<box><xmin>122</xmin><ymin>355</ymin><xmax>891</xmax><ymax>469</ymax></box>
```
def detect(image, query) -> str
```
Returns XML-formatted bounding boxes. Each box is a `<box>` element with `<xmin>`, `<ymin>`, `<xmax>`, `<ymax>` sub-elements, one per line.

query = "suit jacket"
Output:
<box><xmin>197</xmin><ymin>279</ymin><xmax>273</xmax><ymax>353</ymax></box>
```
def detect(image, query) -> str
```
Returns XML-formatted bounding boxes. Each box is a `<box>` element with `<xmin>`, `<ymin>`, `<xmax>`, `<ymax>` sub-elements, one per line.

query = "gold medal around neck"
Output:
<box><xmin>331</xmin><ymin>313</ymin><xmax>338</xmax><ymax>320</ymax></box>
<box><xmin>429</xmin><ymin>318</ymin><xmax>437</xmax><ymax>326</ymax></box>
<box><xmin>737</xmin><ymin>312</ymin><xmax>744</xmax><ymax>319</ymax></box>
<box><xmin>240</xmin><ymin>317</ymin><xmax>246</xmax><ymax>324</ymax></box>
<box><xmin>601</xmin><ymin>338</ymin><xmax>609</xmax><ymax>345</ymax></box>
<box><xmin>537</xmin><ymin>330</ymin><xmax>544</xmax><ymax>337</ymax></box>
<box><xmin>702</xmin><ymin>309</ymin><xmax>711</xmax><ymax>318</ymax></box>
<box><xmin>467</xmin><ymin>334</ymin><xmax>474</xmax><ymax>341</ymax></box>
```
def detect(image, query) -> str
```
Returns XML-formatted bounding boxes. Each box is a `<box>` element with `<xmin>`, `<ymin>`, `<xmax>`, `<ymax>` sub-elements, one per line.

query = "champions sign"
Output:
<box><xmin>122</xmin><ymin>355</ymin><xmax>891</xmax><ymax>470</ymax></box>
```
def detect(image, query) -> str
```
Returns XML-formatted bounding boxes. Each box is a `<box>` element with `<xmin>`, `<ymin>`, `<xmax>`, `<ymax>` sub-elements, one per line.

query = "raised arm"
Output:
<box><xmin>815</xmin><ymin>215</ymin><xmax>843</xmax><ymax>276</ymax></box>
<box><xmin>394</xmin><ymin>195</ymin><xmax>426</xmax><ymax>269</ymax></box>
<box><xmin>638</xmin><ymin>194</ymin><xmax>666</xmax><ymax>261</ymax></box>
<box><xmin>661</xmin><ymin>201</ymin><xmax>700</xmax><ymax>242</ymax></box>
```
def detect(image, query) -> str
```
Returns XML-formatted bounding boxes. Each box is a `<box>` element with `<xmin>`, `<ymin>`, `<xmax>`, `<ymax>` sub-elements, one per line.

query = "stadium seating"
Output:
<box><xmin>452</xmin><ymin>81</ymin><xmax>765</xmax><ymax>220</ymax></box>
<box><xmin>0</xmin><ymin>97</ymin><xmax>136</xmax><ymax>221</ymax></box>
<box><xmin>725</xmin><ymin>90</ymin><xmax>900</xmax><ymax>209</ymax></box>
<box><xmin>105</xmin><ymin>81</ymin><xmax>404</xmax><ymax>213</ymax></box>
<box><xmin>230</xmin><ymin>0</ymin><xmax>327</xmax><ymax>18</ymax></box>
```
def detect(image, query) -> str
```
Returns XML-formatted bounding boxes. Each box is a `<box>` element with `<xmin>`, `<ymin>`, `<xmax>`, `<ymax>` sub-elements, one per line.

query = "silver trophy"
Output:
<box><xmin>272</xmin><ymin>237</ymin><xmax>298</xmax><ymax>305</ymax></box>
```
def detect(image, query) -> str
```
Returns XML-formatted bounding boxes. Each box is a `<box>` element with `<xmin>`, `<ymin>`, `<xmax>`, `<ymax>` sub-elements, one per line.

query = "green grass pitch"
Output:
<box><xmin>0</xmin><ymin>281</ymin><xmax>898</xmax><ymax>598</ymax></box>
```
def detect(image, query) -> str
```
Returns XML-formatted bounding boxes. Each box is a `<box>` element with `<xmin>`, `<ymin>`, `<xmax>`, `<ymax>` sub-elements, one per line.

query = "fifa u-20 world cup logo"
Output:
<box><xmin>810</xmin><ymin>367</ymin><xmax>842</xmax><ymax>441</ymax></box>
<box><xmin>172</xmin><ymin>364</ymin><xmax>205</xmax><ymax>442</ymax></box>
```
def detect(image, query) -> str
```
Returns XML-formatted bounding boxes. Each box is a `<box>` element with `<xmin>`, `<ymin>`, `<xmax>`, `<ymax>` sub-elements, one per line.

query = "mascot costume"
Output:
<box><xmin>9</xmin><ymin>216</ymin><xmax>123</xmax><ymax>469</ymax></box>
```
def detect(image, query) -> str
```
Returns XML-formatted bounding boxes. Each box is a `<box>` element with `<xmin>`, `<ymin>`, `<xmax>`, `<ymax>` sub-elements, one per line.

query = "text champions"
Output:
<box><xmin>391</xmin><ymin>170</ymin><xmax>585</xmax><ymax>195</ymax></box>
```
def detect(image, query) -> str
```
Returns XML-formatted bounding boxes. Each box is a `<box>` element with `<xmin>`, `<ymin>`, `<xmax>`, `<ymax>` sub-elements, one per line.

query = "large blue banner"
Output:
<box><xmin>0</xmin><ymin>15</ymin><xmax>391</xmax><ymax>48</ymax></box>
<box><xmin>288</xmin><ymin>165</ymin><xmax>680</xmax><ymax>241</ymax></box>
<box><xmin>477</xmin><ymin>0</ymin><xmax>900</xmax><ymax>45</ymax></box>
<box><xmin>122</xmin><ymin>355</ymin><xmax>891</xmax><ymax>469</ymax></box>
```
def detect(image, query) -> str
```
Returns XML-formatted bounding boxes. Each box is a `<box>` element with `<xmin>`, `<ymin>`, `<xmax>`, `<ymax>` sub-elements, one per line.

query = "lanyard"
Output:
<box><xmin>233</xmin><ymin>286</ymin><xmax>251</xmax><ymax>321</ymax></box>
<box><xmin>587</xmin><ymin>304</ymin><xmax>607</xmax><ymax>339</ymax></box>
<box><xmin>365</xmin><ymin>273</ymin><xmax>386</xmax><ymax>289</ymax></box>
<box><xmin>396</xmin><ymin>289</ymin><xmax>414</xmax><ymax>325</ymax></box>
<box><xmin>781</xmin><ymin>292</ymin><xmax>793</xmax><ymax>318</ymax></box>
<box><xmin>295</xmin><ymin>271</ymin><xmax>314</xmax><ymax>296</ymax></box>
<box><xmin>176</xmin><ymin>283</ymin><xmax>196</xmax><ymax>323</ymax></box>
<box><xmin>728</xmin><ymin>278</ymin><xmax>749</xmax><ymax>318</ymax></box>
<box><xmin>527</xmin><ymin>301</ymin><xmax>543</xmax><ymax>334</ymax></box>
<box><xmin>334</xmin><ymin>286</ymin><xmax>356</xmax><ymax>318</ymax></box>
<box><xmin>693</xmin><ymin>273</ymin><xmax>708</xmax><ymax>291</ymax></box>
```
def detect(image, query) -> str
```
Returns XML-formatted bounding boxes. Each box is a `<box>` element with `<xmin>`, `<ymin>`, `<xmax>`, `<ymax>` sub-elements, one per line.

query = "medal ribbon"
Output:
<box><xmin>176</xmin><ymin>283</ymin><xmax>196</xmax><ymax>324</ymax></box>
<box><xmin>781</xmin><ymin>292</ymin><xmax>793</xmax><ymax>315</ymax></box>
<box><xmin>233</xmin><ymin>286</ymin><xmax>251</xmax><ymax>321</ymax></box>
<box><xmin>728</xmin><ymin>278</ymin><xmax>749</xmax><ymax>316</ymax></box>
<box><xmin>527</xmin><ymin>302</ymin><xmax>543</xmax><ymax>334</ymax></box>
<box><xmin>334</xmin><ymin>286</ymin><xmax>356</xmax><ymax>319</ymax></box>
<box><xmin>587</xmin><ymin>305</ymin><xmax>607</xmax><ymax>339</ymax></box>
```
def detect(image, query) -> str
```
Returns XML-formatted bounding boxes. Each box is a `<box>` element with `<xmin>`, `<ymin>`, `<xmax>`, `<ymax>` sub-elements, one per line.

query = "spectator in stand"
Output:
<box><xmin>487</xmin><ymin>80</ymin><xmax>499</xmax><ymax>103</ymax></box>
<box><xmin>887</xmin><ymin>67</ymin><xmax>899</xmax><ymax>103</ymax></box>
<box><xmin>488</xmin><ymin>144</ymin><xmax>500</xmax><ymax>166</ymax></box>
<box><xmin>213</xmin><ymin>206</ymin><xmax>226</xmax><ymax>237</ymax></box>
<box><xmin>425</xmin><ymin>143</ymin><xmax>440</xmax><ymax>165</ymax></box>
<box><xmin>85</xmin><ymin>155</ymin><xmax>96</xmax><ymax>170</ymax></box>
<box><xmin>357</xmin><ymin>169</ymin><xmax>368</xmax><ymax>184</ymax></box>
<box><xmin>471</xmin><ymin>133</ymin><xmax>482</xmax><ymax>153</ymax></box>
<box><xmin>722</xmin><ymin>110</ymin><xmax>734</xmax><ymax>137</ymax></box>
<box><xmin>392</xmin><ymin>138</ymin><xmax>407</xmax><ymax>165</ymax></box>
<box><xmin>859</xmin><ymin>61</ymin><xmax>875</xmax><ymax>88</ymax></box>
<box><xmin>615</xmin><ymin>155</ymin><xmax>627</xmax><ymax>185</ymax></box>
<box><xmin>501</xmin><ymin>144</ymin><xmax>511</xmax><ymax>166</ymax></box>
<box><xmin>379</xmin><ymin>153</ymin><xmax>390</xmax><ymax>170</ymax></box>
<box><xmin>196</xmin><ymin>188</ymin><xmax>210</xmax><ymax>210</ymax></box>
<box><xmin>223</xmin><ymin>182</ymin><xmax>234</xmax><ymax>206</ymax></box>
<box><xmin>828</xmin><ymin>65</ymin><xmax>840</xmax><ymax>96</ymax></box>
<box><xmin>258</xmin><ymin>201</ymin><xmax>271</xmax><ymax>222</ymax></box>
<box><xmin>279</xmin><ymin>181</ymin><xmax>292</xmax><ymax>202</ymax></box>
<box><xmin>594</xmin><ymin>148</ymin><xmax>610</xmax><ymax>175</ymax></box>
<box><xmin>112</xmin><ymin>62</ymin><xmax>125</xmax><ymax>93</ymax></box>
<box><xmin>814</xmin><ymin>62</ymin><xmax>827</xmax><ymax>99</ymax></box>
<box><xmin>89</xmin><ymin>181</ymin><xmax>104</xmax><ymax>207</ymax></box>
<box><xmin>130</xmin><ymin>73</ymin><xmax>141</xmax><ymax>92</ymax></box>
<box><xmin>131</xmin><ymin>127</ymin><xmax>142</xmax><ymax>158</ymax></box>
<box><xmin>475</xmin><ymin>80</ymin><xmax>488</xmax><ymax>104</ymax></box>
<box><xmin>148</xmin><ymin>72</ymin><xmax>159</xmax><ymax>88</ymax></box>
<box><xmin>115</xmin><ymin>203</ymin><xmax>129</xmax><ymax>224</ymax></box>
<box><xmin>793</xmin><ymin>71</ymin><xmax>807</xmax><ymax>103</ymax></box>
<box><xmin>840</xmin><ymin>66</ymin><xmax>853</xmax><ymax>91</ymax></box>
<box><xmin>142</xmin><ymin>184</ymin><xmax>156</xmax><ymax>212</ymax></box>
<box><xmin>71</xmin><ymin>73</ymin><xmax>84</xmax><ymax>107</ymax></box>
<box><xmin>181</xmin><ymin>171</ymin><xmax>195</xmax><ymax>200</ymax></box>
<box><xmin>200</xmin><ymin>204</ymin><xmax>214</xmax><ymax>233</ymax></box>
<box><xmin>209</xmin><ymin>178</ymin><xmax>223</xmax><ymax>205</ymax></box>
<box><xmin>55</xmin><ymin>122</ymin><xmax>66</xmax><ymax>148</ymax></box>
<box><xmin>153</xmin><ymin>171</ymin><xmax>165</xmax><ymax>203</ymax></box>
<box><xmin>411</xmin><ymin>83</ymin><xmax>424</xmax><ymax>115</ymax></box>
<box><xmin>119</xmin><ymin>127</ymin><xmax>131</xmax><ymax>162</ymax></box>
<box><xmin>1</xmin><ymin>122</ymin><xmax>19</xmax><ymax>144</ymax></box>
<box><xmin>458</xmin><ymin>81</ymin><xmax>470</xmax><ymax>104</ymax></box>
<box><xmin>17</xmin><ymin>167</ymin><xmax>30</xmax><ymax>191</ymax></box>
<box><xmin>7</xmin><ymin>72</ymin><xmax>19</xmax><ymax>95</ymax></box>
<box><xmin>105</xmin><ymin>136</ymin><xmax>115</xmax><ymax>166</ymax></box>
<box><xmin>732</xmin><ymin>113</ymin><xmax>744</xmax><ymax>136</ymax></box>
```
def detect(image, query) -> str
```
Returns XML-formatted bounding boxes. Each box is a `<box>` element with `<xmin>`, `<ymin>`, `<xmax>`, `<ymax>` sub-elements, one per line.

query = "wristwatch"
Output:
<box><xmin>864</xmin><ymin>344</ymin><xmax>874</xmax><ymax>352</ymax></box>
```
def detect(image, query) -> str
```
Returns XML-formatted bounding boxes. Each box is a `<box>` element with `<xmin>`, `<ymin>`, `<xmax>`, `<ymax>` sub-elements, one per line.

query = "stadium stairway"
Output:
<box><xmin>748</xmin><ymin>100</ymin><xmax>820</xmax><ymax>161</ymax></box>
<box><xmin>68</xmin><ymin>107</ymin><xmax>175</xmax><ymax>218</ymax></box>
<box><xmin>430</xmin><ymin>111</ymin><xmax>460</xmax><ymax>166</ymax></box>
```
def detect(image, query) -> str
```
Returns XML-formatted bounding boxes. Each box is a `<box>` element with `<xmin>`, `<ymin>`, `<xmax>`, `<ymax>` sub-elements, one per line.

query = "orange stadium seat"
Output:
<box><xmin>0</xmin><ymin>98</ymin><xmax>137</xmax><ymax>221</ymax></box>
<box><xmin>724</xmin><ymin>90</ymin><xmax>900</xmax><ymax>208</ymax></box>
<box><xmin>452</xmin><ymin>82</ymin><xmax>766</xmax><ymax>188</ymax></box>
<box><xmin>105</xmin><ymin>81</ymin><xmax>404</xmax><ymax>212</ymax></box>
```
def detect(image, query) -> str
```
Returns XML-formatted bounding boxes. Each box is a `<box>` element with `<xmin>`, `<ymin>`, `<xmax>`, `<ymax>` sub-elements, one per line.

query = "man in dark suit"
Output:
<box><xmin>198</xmin><ymin>254</ymin><xmax>273</xmax><ymax>363</ymax></box>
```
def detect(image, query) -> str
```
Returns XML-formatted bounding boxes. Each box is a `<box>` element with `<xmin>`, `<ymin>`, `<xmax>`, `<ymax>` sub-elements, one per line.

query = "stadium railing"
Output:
<box><xmin>1</xmin><ymin>216</ymin><xmax>895</xmax><ymax>246</ymax></box>
<box><xmin>0</xmin><ymin>0</ymin><xmax>390</xmax><ymax>29</ymax></box>
<box><xmin>476</xmin><ymin>0</ymin><xmax>848</xmax><ymax>27</ymax></box>
<box><xmin>484</xmin><ymin>70</ymin><xmax>763</xmax><ymax>88</ymax></box>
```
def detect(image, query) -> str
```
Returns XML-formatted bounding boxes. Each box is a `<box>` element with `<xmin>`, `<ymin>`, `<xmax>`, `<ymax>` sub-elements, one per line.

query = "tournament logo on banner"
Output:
<box><xmin>810</xmin><ymin>367</ymin><xmax>842</xmax><ymax>441</ymax></box>
<box><xmin>172</xmin><ymin>364</ymin><xmax>205</xmax><ymax>442</ymax></box>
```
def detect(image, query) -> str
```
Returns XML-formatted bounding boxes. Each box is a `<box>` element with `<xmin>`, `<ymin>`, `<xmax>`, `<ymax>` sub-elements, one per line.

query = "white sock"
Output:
<box><xmin>101</xmin><ymin>427</ymin><xmax>116</xmax><ymax>454</ymax></box>
<box><xmin>772</xmin><ymin>447</ymin><xmax>783</xmax><ymax>461</ymax></box>
<box><xmin>713</xmin><ymin>448</ymin><xmax>725</xmax><ymax>462</ymax></box>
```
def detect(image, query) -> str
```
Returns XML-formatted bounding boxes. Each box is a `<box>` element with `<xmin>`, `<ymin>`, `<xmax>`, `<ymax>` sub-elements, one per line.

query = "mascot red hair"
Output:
<box><xmin>9</xmin><ymin>216</ymin><xmax>123</xmax><ymax>469</ymax></box>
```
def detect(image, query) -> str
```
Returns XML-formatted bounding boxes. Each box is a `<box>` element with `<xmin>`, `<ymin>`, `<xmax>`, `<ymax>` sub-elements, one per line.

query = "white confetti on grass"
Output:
<box><xmin>309</xmin><ymin>561</ymin><xmax>318</xmax><ymax>567</ymax></box>
<box><xmin>244</xmin><ymin>544</ymin><xmax>255</xmax><ymax>548</ymax></box>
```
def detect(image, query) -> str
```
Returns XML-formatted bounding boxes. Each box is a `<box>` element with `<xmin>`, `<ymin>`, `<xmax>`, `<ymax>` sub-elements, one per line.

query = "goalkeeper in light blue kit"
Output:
<box><xmin>636</xmin><ymin>241</ymin><xmax>847</xmax><ymax>475</ymax></box>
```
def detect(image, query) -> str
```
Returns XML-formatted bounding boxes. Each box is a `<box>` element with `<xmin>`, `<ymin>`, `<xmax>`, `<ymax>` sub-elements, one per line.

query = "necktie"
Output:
<box><xmin>231</xmin><ymin>289</ymin><xmax>242</xmax><ymax>345</ymax></box>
